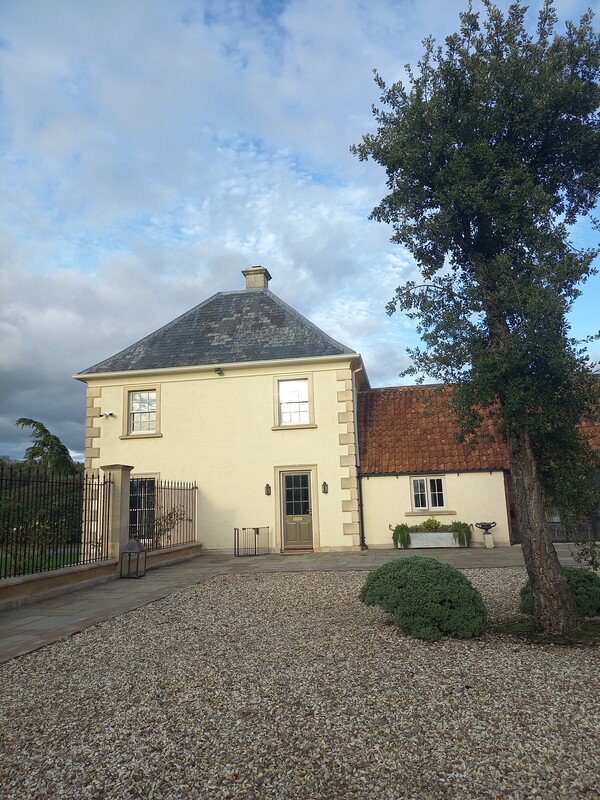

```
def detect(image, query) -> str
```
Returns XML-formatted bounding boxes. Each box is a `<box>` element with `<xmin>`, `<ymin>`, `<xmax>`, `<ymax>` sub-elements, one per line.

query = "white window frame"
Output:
<box><xmin>121</xmin><ymin>386</ymin><xmax>162</xmax><ymax>438</ymax></box>
<box><xmin>410</xmin><ymin>476</ymin><xmax>446</xmax><ymax>511</ymax></box>
<box><xmin>273</xmin><ymin>375</ymin><xmax>316</xmax><ymax>430</ymax></box>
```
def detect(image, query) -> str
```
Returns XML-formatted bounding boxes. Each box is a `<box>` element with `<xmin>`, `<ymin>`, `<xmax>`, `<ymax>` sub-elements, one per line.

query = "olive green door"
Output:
<box><xmin>282</xmin><ymin>472</ymin><xmax>313</xmax><ymax>550</ymax></box>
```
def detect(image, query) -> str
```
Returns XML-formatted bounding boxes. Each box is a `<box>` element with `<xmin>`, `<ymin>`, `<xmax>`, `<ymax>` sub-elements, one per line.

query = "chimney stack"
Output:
<box><xmin>242</xmin><ymin>266</ymin><xmax>272</xmax><ymax>289</ymax></box>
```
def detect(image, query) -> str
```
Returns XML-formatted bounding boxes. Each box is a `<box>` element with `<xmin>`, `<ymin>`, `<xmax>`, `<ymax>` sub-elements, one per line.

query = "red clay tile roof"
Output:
<box><xmin>580</xmin><ymin>417</ymin><xmax>600</xmax><ymax>451</ymax></box>
<box><xmin>358</xmin><ymin>385</ymin><xmax>510</xmax><ymax>475</ymax></box>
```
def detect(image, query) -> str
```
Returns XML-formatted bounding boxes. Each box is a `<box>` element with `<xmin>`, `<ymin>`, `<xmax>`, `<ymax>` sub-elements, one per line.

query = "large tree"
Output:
<box><xmin>16</xmin><ymin>418</ymin><xmax>78</xmax><ymax>475</ymax></box>
<box><xmin>352</xmin><ymin>0</ymin><xmax>600</xmax><ymax>634</ymax></box>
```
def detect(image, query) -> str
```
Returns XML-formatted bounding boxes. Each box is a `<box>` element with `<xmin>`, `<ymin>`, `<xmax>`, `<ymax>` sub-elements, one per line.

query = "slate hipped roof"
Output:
<box><xmin>358</xmin><ymin>385</ymin><xmax>511</xmax><ymax>475</ymax></box>
<box><xmin>78</xmin><ymin>277</ymin><xmax>355</xmax><ymax>375</ymax></box>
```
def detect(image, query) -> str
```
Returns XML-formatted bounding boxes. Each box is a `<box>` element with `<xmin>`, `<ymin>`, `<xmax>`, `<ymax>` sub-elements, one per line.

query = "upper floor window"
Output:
<box><xmin>278</xmin><ymin>379</ymin><xmax>309</xmax><ymax>426</ymax></box>
<box><xmin>411</xmin><ymin>476</ymin><xmax>445</xmax><ymax>510</ymax></box>
<box><xmin>129</xmin><ymin>390</ymin><xmax>157</xmax><ymax>434</ymax></box>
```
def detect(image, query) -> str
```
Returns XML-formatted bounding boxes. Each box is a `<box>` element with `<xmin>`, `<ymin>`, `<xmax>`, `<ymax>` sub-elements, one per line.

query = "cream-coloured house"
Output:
<box><xmin>74</xmin><ymin>268</ymin><xmax>600</xmax><ymax>551</ymax></box>
<box><xmin>74</xmin><ymin>267</ymin><xmax>369</xmax><ymax>553</ymax></box>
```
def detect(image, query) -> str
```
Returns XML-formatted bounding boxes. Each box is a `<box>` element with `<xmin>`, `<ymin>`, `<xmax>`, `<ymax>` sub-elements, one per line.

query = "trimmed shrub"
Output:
<box><xmin>519</xmin><ymin>567</ymin><xmax>600</xmax><ymax>617</ymax></box>
<box><xmin>359</xmin><ymin>557</ymin><xmax>487</xmax><ymax>642</ymax></box>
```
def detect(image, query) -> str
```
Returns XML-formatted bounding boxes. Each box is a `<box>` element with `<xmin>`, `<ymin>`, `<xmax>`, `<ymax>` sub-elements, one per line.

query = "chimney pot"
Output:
<box><xmin>242</xmin><ymin>266</ymin><xmax>272</xmax><ymax>289</ymax></box>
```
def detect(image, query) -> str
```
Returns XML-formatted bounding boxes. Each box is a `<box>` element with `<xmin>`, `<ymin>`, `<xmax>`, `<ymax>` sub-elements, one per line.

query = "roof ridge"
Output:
<box><xmin>261</xmin><ymin>289</ymin><xmax>355</xmax><ymax>356</ymax></box>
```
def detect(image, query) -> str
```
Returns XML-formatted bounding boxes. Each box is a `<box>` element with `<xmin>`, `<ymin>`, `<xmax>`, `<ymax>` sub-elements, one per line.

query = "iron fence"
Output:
<box><xmin>234</xmin><ymin>527</ymin><xmax>270</xmax><ymax>556</ymax></box>
<box><xmin>129</xmin><ymin>478</ymin><xmax>197</xmax><ymax>552</ymax></box>
<box><xmin>0</xmin><ymin>465</ymin><xmax>111</xmax><ymax>580</ymax></box>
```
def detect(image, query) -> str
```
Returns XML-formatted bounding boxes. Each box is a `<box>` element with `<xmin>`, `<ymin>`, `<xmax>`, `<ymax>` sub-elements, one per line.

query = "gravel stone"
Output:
<box><xmin>1</xmin><ymin>567</ymin><xmax>599</xmax><ymax>799</ymax></box>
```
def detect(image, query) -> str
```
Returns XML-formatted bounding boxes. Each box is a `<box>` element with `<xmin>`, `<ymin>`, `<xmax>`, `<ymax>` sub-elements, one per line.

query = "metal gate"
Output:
<box><xmin>233</xmin><ymin>527</ymin><xmax>269</xmax><ymax>556</ymax></box>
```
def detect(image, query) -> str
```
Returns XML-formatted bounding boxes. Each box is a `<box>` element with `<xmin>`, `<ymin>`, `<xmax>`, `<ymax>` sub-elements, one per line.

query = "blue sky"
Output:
<box><xmin>1</xmin><ymin>0</ymin><xmax>599</xmax><ymax>460</ymax></box>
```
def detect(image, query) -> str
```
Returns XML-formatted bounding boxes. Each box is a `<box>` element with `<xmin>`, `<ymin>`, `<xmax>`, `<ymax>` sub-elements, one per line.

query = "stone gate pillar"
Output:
<box><xmin>101</xmin><ymin>464</ymin><xmax>134</xmax><ymax>566</ymax></box>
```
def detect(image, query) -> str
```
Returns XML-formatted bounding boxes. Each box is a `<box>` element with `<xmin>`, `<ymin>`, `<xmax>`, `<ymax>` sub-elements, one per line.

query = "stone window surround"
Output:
<box><xmin>120</xmin><ymin>385</ymin><xmax>162</xmax><ymax>439</ymax></box>
<box><xmin>272</xmin><ymin>373</ymin><xmax>317</xmax><ymax>431</ymax></box>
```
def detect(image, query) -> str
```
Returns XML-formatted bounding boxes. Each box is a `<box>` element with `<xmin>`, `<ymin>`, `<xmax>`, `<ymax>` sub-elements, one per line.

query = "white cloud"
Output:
<box><xmin>1</xmin><ymin>0</ymin><xmax>598</xmax><ymax>458</ymax></box>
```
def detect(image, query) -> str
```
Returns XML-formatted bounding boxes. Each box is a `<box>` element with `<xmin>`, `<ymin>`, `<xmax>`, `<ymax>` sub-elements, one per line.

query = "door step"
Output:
<box><xmin>280</xmin><ymin>549</ymin><xmax>314</xmax><ymax>555</ymax></box>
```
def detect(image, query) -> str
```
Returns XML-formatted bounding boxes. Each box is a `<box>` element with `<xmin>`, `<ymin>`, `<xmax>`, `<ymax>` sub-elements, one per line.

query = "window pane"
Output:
<box><xmin>279</xmin><ymin>380</ymin><xmax>309</xmax><ymax>425</ymax></box>
<box><xmin>129</xmin><ymin>390</ymin><xmax>157</xmax><ymax>433</ymax></box>
<box><xmin>430</xmin><ymin>478</ymin><xmax>444</xmax><ymax>508</ymax></box>
<box><xmin>412</xmin><ymin>478</ymin><xmax>427</xmax><ymax>509</ymax></box>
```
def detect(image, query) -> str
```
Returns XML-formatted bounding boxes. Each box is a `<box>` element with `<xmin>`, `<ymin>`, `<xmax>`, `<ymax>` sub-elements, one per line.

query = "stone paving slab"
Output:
<box><xmin>0</xmin><ymin>545</ymin><xmax>577</xmax><ymax>664</ymax></box>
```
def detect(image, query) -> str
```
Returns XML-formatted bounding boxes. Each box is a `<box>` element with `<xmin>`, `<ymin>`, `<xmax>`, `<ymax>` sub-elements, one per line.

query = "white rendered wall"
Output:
<box><xmin>360</xmin><ymin>471</ymin><xmax>511</xmax><ymax>548</ymax></box>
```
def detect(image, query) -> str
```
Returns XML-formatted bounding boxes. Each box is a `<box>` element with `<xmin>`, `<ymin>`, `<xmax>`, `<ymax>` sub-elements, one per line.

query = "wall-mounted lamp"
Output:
<box><xmin>322</xmin><ymin>482</ymin><xmax>328</xmax><ymax>494</ymax></box>
<box><xmin>214</xmin><ymin>368</ymin><xmax>224</xmax><ymax>375</ymax></box>
<box><xmin>265</xmin><ymin>484</ymin><xmax>271</xmax><ymax>496</ymax></box>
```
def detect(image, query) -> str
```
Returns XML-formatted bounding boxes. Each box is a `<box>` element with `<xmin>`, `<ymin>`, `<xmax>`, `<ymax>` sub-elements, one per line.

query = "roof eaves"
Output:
<box><xmin>72</xmin><ymin>351</ymin><xmax>363</xmax><ymax>382</ymax></box>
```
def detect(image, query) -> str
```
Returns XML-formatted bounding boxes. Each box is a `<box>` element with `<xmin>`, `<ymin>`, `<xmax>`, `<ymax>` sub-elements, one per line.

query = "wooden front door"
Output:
<box><xmin>282</xmin><ymin>472</ymin><xmax>313</xmax><ymax>550</ymax></box>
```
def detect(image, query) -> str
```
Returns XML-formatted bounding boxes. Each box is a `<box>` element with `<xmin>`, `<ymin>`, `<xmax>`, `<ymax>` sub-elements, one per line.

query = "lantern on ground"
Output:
<box><xmin>120</xmin><ymin>538</ymin><xmax>147</xmax><ymax>578</ymax></box>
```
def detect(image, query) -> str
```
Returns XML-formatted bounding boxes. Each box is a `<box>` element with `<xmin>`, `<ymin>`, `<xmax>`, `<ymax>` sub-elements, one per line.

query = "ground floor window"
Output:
<box><xmin>129</xmin><ymin>478</ymin><xmax>156</xmax><ymax>539</ymax></box>
<box><xmin>411</xmin><ymin>476</ymin><xmax>445</xmax><ymax>511</ymax></box>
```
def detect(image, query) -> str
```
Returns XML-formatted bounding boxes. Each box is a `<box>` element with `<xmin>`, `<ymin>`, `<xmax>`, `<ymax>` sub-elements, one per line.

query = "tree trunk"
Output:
<box><xmin>504</xmin><ymin>425</ymin><xmax>578</xmax><ymax>635</ymax></box>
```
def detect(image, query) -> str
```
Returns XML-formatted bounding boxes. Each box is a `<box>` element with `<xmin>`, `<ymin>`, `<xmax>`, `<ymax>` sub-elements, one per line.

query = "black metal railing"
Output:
<box><xmin>129</xmin><ymin>478</ymin><xmax>197</xmax><ymax>552</ymax></box>
<box><xmin>233</xmin><ymin>527</ymin><xmax>270</xmax><ymax>556</ymax></box>
<box><xmin>0</xmin><ymin>465</ymin><xmax>111</xmax><ymax>580</ymax></box>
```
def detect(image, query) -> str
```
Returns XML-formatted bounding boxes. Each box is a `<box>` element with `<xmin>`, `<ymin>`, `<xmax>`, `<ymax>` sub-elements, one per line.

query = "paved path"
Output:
<box><xmin>0</xmin><ymin>544</ymin><xmax>577</xmax><ymax>663</ymax></box>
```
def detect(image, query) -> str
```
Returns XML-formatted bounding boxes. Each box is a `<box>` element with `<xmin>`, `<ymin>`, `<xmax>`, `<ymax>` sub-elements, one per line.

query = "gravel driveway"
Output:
<box><xmin>2</xmin><ymin>567</ymin><xmax>599</xmax><ymax>799</ymax></box>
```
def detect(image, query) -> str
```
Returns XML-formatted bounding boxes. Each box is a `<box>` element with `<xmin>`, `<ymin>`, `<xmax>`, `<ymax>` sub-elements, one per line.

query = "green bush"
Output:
<box><xmin>449</xmin><ymin>521</ymin><xmax>472</xmax><ymax>548</ymax></box>
<box><xmin>390</xmin><ymin>523</ymin><xmax>411</xmax><ymax>549</ymax></box>
<box><xmin>420</xmin><ymin>517</ymin><xmax>441</xmax><ymax>531</ymax></box>
<box><xmin>519</xmin><ymin>567</ymin><xmax>600</xmax><ymax>617</ymax></box>
<box><xmin>359</xmin><ymin>557</ymin><xmax>487</xmax><ymax>642</ymax></box>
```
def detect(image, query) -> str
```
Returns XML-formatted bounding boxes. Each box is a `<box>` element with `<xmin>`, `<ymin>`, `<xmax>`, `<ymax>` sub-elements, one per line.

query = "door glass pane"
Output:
<box><xmin>285</xmin><ymin>474</ymin><xmax>310</xmax><ymax>515</ymax></box>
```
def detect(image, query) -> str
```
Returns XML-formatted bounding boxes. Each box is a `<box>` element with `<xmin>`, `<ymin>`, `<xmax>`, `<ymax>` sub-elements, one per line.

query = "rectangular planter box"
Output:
<box><xmin>400</xmin><ymin>531</ymin><xmax>461</xmax><ymax>549</ymax></box>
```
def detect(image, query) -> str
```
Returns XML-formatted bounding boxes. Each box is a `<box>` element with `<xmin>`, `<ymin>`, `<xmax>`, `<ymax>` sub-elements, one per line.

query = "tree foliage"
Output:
<box><xmin>16</xmin><ymin>418</ymin><xmax>78</xmax><ymax>475</ymax></box>
<box><xmin>352</xmin><ymin>0</ymin><xmax>600</xmax><ymax>633</ymax></box>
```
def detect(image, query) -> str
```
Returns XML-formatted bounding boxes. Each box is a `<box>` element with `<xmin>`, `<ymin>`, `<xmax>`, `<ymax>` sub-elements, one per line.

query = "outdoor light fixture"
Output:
<box><xmin>120</xmin><ymin>538</ymin><xmax>147</xmax><ymax>578</ymax></box>
<box><xmin>322</xmin><ymin>482</ymin><xmax>328</xmax><ymax>494</ymax></box>
<box><xmin>214</xmin><ymin>368</ymin><xmax>224</xmax><ymax>375</ymax></box>
<box><xmin>265</xmin><ymin>484</ymin><xmax>271</xmax><ymax>496</ymax></box>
